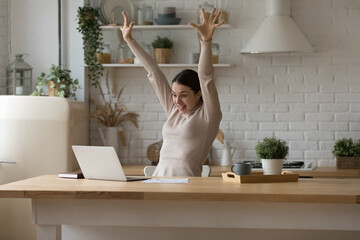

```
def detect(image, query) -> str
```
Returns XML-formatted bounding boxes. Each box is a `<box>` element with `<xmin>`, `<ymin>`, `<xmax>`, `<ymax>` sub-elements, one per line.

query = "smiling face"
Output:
<box><xmin>172</xmin><ymin>82</ymin><xmax>202</xmax><ymax>114</ymax></box>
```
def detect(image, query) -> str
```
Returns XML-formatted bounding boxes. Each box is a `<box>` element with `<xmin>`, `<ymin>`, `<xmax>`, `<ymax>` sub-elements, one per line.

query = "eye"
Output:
<box><xmin>180</xmin><ymin>94</ymin><xmax>187</xmax><ymax>98</ymax></box>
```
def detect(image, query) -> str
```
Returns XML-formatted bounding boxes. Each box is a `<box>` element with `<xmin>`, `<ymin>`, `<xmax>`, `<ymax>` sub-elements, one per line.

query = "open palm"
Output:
<box><xmin>119</xmin><ymin>11</ymin><xmax>134</xmax><ymax>43</ymax></box>
<box><xmin>189</xmin><ymin>8</ymin><xmax>224</xmax><ymax>42</ymax></box>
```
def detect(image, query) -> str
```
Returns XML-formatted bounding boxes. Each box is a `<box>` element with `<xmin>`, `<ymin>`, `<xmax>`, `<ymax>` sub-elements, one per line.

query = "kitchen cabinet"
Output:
<box><xmin>0</xmin><ymin>96</ymin><xmax>88</xmax><ymax>240</ymax></box>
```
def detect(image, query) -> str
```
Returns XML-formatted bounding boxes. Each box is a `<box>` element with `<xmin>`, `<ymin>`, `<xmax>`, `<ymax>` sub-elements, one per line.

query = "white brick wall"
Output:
<box><xmin>0</xmin><ymin>0</ymin><xmax>8</xmax><ymax>94</ymax></box>
<box><xmin>89</xmin><ymin>0</ymin><xmax>360</xmax><ymax>166</ymax></box>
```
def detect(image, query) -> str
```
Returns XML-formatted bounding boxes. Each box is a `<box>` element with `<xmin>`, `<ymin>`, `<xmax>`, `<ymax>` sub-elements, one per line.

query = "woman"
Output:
<box><xmin>120</xmin><ymin>9</ymin><xmax>223</xmax><ymax>176</ymax></box>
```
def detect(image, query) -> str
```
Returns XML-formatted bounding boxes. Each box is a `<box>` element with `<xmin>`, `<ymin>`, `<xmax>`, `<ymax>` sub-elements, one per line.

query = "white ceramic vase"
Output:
<box><xmin>261</xmin><ymin>159</ymin><xmax>283</xmax><ymax>175</ymax></box>
<box><xmin>98</xmin><ymin>127</ymin><xmax>121</xmax><ymax>153</ymax></box>
<box><xmin>221</xmin><ymin>145</ymin><xmax>235</xmax><ymax>166</ymax></box>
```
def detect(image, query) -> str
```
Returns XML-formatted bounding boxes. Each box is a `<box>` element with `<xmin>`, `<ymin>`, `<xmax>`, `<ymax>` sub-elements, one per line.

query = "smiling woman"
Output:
<box><xmin>171</xmin><ymin>69</ymin><xmax>203</xmax><ymax>115</ymax></box>
<box><xmin>119</xmin><ymin>9</ymin><xmax>224</xmax><ymax>177</ymax></box>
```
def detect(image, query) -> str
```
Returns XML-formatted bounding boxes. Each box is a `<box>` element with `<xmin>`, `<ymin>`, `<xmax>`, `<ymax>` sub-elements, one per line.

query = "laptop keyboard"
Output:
<box><xmin>126</xmin><ymin>176</ymin><xmax>149</xmax><ymax>181</ymax></box>
<box><xmin>244</xmin><ymin>161</ymin><xmax>304</xmax><ymax>169</ymax></box>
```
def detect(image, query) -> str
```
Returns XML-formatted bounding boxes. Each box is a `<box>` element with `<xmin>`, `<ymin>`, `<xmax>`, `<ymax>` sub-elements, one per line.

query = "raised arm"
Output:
<box><xmin>189</xmin><ymin>8</ymin><xmax>223</xmax><ymax>120</ymax></box>
<box><xmin>119</xmin><ymin>12</ymin><xmax>173</xmax><ymax>116</ymax></box>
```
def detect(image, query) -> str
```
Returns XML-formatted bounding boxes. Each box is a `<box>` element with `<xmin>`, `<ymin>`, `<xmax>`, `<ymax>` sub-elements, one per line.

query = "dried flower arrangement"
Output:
<box><xmin>216</xmin><ymin>129</ymin><xmax>234</xmax><ymax>146</ymax></box>
<box><xmin>91</xmin><ymin>72</ymin><xmax>139</xmax><ymax>128</ymax></box>
<box><xmin>216</xmin><ymin>129</ymin><xmax>224</xmax><ymax>144</ymax></box>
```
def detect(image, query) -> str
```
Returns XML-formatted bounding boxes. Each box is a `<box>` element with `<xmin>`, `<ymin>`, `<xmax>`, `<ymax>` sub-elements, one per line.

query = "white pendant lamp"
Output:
<box><xmin>241</xmin><ymin>0</ymin><xmax>314</xmax><ymax>54</ymax></box>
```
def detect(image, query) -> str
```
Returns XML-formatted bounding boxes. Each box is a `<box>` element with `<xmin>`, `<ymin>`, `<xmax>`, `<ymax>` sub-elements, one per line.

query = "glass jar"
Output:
<box><xmin>137</xmin><ymin>5</ymin><xmax>153</xmax><ymax>25</ymax></box>
<box><xmin>117</xmin><ymin>44</ymin><xmax>134</xmax><ymax>64</ymax></box>
<box><xmin>137</xmin><ymin>6</ymin><xmax>144</xmax><ymax>25</ymax></box>
<box><xmin>143</xmin><ymin>6</ymin><xmax>153</xmax><ymax>25</ymax></box>
<box><xmin>197</xmin><ymin>2</ymin><xmax>214</xmax><ymax>24</ymax></box>
<box><xmin>212</xmin><ymin>43</ymin><xmax>219</xmax><ymax>64</ymax></box>
<box><xmin>96</xmin><ymin>44</ymin><xmax>111</xmax><ymax>63</ymax></box>
<box><xmin>215</xmin><ymin>0</ymin><xmax>229</xmax><ymax>24</ymax></box>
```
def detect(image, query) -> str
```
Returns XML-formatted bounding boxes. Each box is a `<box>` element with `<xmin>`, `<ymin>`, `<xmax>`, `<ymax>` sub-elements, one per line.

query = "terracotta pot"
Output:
<box><xmin>47</xmin><ymin>81</ymin><xmax>68</xmax><ymax>97</ymax></box>
<box><xmin>47</xmin><ymin>81</ymin><xmax>57</xmax><ymax>96</ymax></box>
<box><xmin>153</xmin><ymin>48</ymin><xmax>171</xmax><ymax>64</ymax></box>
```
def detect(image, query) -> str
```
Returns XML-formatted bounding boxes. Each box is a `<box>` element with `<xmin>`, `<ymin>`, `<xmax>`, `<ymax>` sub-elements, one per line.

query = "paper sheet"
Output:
<box><xmin>143</xmin><ymin>178</ymin><xmax>189</xmax><ymax>184</ymax></box>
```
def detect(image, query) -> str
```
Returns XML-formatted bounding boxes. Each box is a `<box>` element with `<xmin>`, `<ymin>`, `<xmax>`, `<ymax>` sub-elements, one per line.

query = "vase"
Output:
<box><xmin>220</xmin><ymin>145</ymin><xmax>235</xmax><ymax>166</ymax></box>
<box><xmin>261</xmin><ymin>159</ymin><xmax>283</xmax><ymax>175</ymax></box>
<box><xmin>98</xmin><ymin>127</ymin><xmax>121</xmax><ymax>152</ymax></box>
<box><xmin>98</xmin><ymin>126</ymin><xmax>130</xmax><ymax>164</ymax></box>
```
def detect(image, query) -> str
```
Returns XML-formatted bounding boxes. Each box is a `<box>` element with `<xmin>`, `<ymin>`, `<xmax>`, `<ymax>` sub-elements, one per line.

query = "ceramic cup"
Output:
<box><xmin>189</xmin><ymin>52</ymin><xmax>199</xmax><ymax>64</ymax></box>
<box><xmin>231</xmin><ymin>162</ymin><xmax>252</xmax><ymax>175</ymax></box>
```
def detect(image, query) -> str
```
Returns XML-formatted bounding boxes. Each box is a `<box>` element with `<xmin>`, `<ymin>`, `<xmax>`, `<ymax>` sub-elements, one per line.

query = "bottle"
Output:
<box><xmin>212</xmin><ymin>43</ymin><xmax>219</xmax><ymax>64</ymax></box>
<box><xmin>197</xmin><ymin>2</ymin><xmax>214</xmax><ymax>24</ymax></box>
<box><xmin>117</xmin><ymin>44</ymin><xmax>134</xmax><ymax>64</ymax></box>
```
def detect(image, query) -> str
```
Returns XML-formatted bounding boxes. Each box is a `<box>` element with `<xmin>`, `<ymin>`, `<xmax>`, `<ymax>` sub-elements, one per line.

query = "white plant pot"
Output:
<box><xmin>261</xmin><ymin>159</ymin><xmax>283</xmax><ymax>175</ymax></box>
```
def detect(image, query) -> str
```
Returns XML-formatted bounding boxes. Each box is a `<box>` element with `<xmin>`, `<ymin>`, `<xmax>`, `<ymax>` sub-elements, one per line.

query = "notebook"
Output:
<box><xmin>72</xmin><ymin>145</ymin><xmax>149</xmax><ymax>182</ymax></box>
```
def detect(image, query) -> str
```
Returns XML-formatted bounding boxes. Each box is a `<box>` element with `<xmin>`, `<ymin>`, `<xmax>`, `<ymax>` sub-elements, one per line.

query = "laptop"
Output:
<box><xmin>72</xmin><ymin>145</ymin><xmax>149</xmax><ymax>182</ymax></box>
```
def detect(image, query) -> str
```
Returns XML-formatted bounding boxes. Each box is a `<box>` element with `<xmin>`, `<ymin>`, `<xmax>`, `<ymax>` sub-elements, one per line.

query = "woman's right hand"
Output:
<box><xmin>119</xmin><ymin>11</ymin><xmax>134</xmax><ymax>43</ymax></box>
<box><xmin>189</xmin><ymin>8</ymin><xmax>224</xmax><ymax>42</ymax></box>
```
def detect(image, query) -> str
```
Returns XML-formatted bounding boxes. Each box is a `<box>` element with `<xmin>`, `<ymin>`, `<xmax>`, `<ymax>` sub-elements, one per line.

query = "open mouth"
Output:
<box><xmin>177</xmin><ymin>105</ymin><xmax>186</xmax><ymax>112</ymax></box>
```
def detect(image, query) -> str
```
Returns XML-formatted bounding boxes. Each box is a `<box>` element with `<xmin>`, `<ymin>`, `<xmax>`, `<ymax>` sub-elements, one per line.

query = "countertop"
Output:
<box><xmin>123</xmin><ymin>165</ymin><xmax>360</xmax><ymax>178</ymax></box>
<box><xmin>0</xmin><ymin>175</ymin><xmax>359</xmax><ymax>204</ymax></box>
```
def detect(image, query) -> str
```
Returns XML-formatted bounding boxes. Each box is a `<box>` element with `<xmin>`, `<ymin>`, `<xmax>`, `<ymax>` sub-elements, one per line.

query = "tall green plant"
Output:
<box><xmin>77</xmin><ymin>4</ymin><xmax>103</xmax><ymax>87</ymax></box>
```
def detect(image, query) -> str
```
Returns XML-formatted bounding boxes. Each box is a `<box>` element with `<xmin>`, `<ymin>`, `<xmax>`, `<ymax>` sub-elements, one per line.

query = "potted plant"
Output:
<box><xmin>77</xmin><ymin>4</ymin><xmax>104</xmax><ymax>87</ymax></box>
<box><xmin>255</xmin><ymin>137</ymin><xmax>289</xmax><ymax>175</ymax></box>
<box><xmin>332</xmin><ymin>138</ymin><xmax>360</xmax><ymax>169</ymax></box>
<box><xmin>31</xmin><ymin>64</ymin><xmax>80</xmax><ymax>99</ymax></box>
<box><xmin>91</xmin><ymin>71</ymin><xmax>139</xmax><ymax>154</ymax></box>
<box><xmin>151</xmin><ymin>36</ymin><xmax>173</xmax><ymax>64</ymax></box>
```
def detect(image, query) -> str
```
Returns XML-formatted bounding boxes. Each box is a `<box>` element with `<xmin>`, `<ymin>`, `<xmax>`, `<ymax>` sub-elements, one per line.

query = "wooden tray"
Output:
<box><xmin>222</xmin><ymin>172</ymin><xmax>299</xmax><ymax>183</ymax></box>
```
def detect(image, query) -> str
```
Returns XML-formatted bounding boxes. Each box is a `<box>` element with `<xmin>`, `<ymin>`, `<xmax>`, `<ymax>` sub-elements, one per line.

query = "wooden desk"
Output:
<box><xmin>0</xmin><ymin>175</ymin><xmax>359</xmax><ymax>240</ymax></box>
<box><xmin>123</xmin><ymin>165</ymin><xmax>360</xmax><ymax>178</ymax></box>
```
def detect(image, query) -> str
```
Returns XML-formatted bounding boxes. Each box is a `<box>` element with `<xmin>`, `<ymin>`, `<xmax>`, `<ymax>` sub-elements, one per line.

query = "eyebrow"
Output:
<box><xmin>172</xmin><ymin>91</ymin><xmax>188</xmax><ymax>94</ymax></box>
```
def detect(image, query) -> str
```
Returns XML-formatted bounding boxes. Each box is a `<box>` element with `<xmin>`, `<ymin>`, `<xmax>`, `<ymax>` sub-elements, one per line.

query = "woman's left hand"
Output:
<box><xmin>189</xmin><ymin>8</ymin><xmax>224</xmax><ymax>42</ymax></box>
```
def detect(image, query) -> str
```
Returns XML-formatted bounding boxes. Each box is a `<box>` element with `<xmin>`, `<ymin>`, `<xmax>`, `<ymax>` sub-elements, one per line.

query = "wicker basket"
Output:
<box><xmin>153</xmin><ymin>48</ymin><xmax>171</xmax><ymax>64</ymax></box>
<box><xmin>336</xmin><ymin>156</ymin><xmax>360</xmax><ymax>169</ymax></box>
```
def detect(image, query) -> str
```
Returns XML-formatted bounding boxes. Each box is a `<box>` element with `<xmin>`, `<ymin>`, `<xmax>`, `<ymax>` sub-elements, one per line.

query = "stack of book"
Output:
<box><xmin>58</xmin><ymin>170</ymin><xmax>84</xmax><ymax>179</ymax></box>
